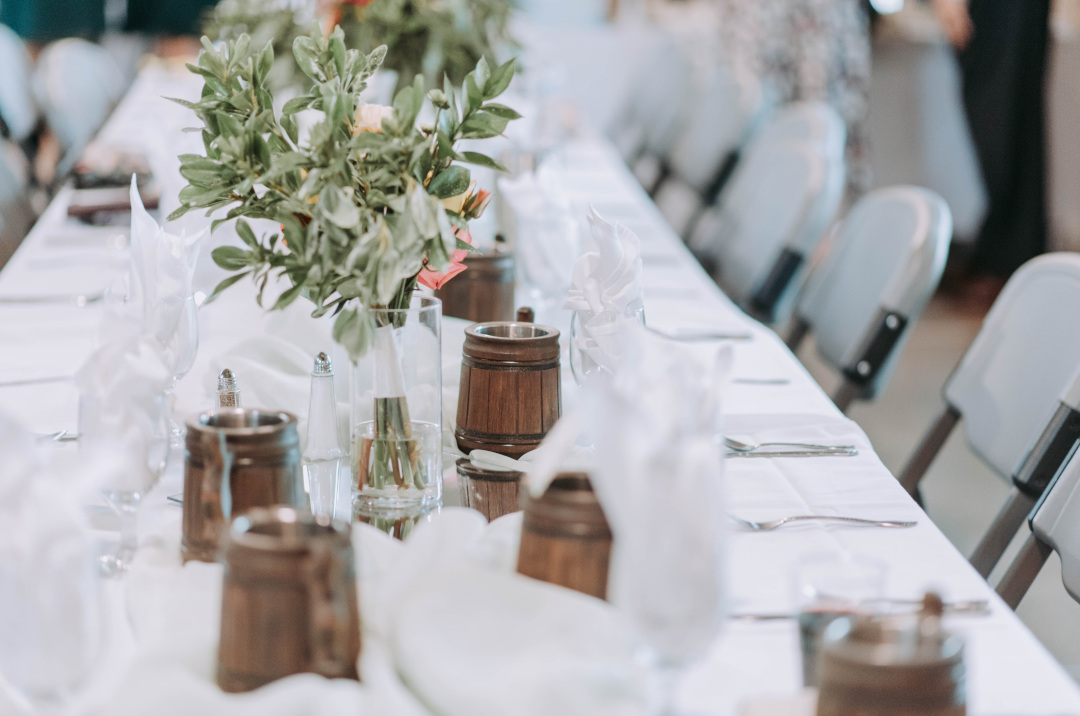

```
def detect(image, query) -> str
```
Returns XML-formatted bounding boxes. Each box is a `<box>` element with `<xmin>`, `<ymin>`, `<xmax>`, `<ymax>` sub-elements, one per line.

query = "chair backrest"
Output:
<box><xmin>1029</xmin><ymin>447</ymin><xmax>1080</xmax><ymax>604</ymax></box>
<box><xmin>0</xmin><ymin>23</ymin><xmax>38</xmax><ymax>144</ymax></box>
<box><xmin>944</xmin><ymin>253</ymin><xmax>1080</xmax><ymax>479</ymax></box>
<box><xmin>797</xmin><ymin>186</ymin><xmax>952</xmax><ymax>399</ymax></box>
<box><xmin>707</xmin><ymin>139</ymin><xmax>844</xmax><ymax>316</ymax></box>
<box><xmin>665</xmin><ymin>63</ymin><xmax>766</xmax><ymax>193</ymax></box>
<box><xmin>611</xmin><ymin>38</ymin><xmax>694</xmax><ymax>163</ymax></box>
<box><xmin>745</xmin><ymin>101</ymin><xmax>847</xmax><ymax>165</ymax></box>
<box><xmin>32</xmin><ymin>38</ymin><xmax>124</xmax><ymax>156</ymax></box>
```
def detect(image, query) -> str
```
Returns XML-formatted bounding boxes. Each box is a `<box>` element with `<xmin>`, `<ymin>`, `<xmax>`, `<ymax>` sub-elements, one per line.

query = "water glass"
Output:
<box><xmin>793</xmin><ymin>553</ymin><xmax>887</xmax><ymax>687</ymax></box>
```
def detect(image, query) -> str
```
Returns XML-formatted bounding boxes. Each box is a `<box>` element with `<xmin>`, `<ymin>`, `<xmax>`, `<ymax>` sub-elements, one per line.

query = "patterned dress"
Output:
<box><xmin>716</xmin><ymin>0</ymin><xmax>873</xmax><ymax>193</ymax></box>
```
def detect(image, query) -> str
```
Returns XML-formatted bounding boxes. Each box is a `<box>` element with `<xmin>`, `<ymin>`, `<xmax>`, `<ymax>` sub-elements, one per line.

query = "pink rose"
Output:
<box><xmin>418</xmin><ymin>229</ymin><xmax>472</xmax><ymax>290</ymax></box>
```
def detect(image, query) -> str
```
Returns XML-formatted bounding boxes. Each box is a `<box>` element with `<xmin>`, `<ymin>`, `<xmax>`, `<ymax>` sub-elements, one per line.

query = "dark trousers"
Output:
<box><xmin>958</xmin><ymin>0</ymin><xmax>1051</xmax><ymax>278</ymax></box>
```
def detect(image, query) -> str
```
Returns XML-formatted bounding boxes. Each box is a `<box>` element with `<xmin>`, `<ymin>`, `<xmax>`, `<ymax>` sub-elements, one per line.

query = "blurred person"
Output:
<box><xmin>933</xmin><ymin>0</ymin><xmax>1052</xmax><ymax>297</ymax></box>
<box><xmin>717</xmin><ymin>0</ymin><xmax>873</xmax><ymax>194</ymax></box>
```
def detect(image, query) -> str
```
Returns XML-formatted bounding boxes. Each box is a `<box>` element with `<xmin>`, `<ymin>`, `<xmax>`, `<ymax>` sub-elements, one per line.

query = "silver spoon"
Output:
<box><xmin>724</xmin><ymin>437</ymin><xmax>855</xmax><ymax>453</ymax></box>
<box><xmin>729</xmin><ymin>513</ymin><xmax>916</xmax><ymax>531</ymax></box>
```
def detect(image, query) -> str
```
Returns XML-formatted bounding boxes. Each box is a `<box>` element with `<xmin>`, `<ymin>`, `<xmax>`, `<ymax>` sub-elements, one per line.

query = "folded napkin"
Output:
<box><xmin>128</xmin><ymin>175</ymin><xmax>204</xmax><ymax>361</ymax></box>
<box><xmin>0</xmin><ymin>412</ymin><xmax>118</xmax><ymax>706</ymax></box>
<box><xmin>585</xmin><ymin>326</ymin><xmax>730</xmax><ymax>665</ymax></box>
<box><xmin>565</xmin><ymin>206</ymin><xmax>644</xmax><ymax>316</ymax></box>
<box><xmin>564</xmin><ymin>207</ymin><xmax>644</xmax><ymax>378</ymax></box>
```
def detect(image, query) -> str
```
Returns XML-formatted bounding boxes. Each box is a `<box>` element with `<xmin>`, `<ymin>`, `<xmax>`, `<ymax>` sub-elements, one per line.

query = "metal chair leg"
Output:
<box><xmin>897</xmin><ymin>406</ymin><xmax>961</xmax><ymax>498</ymax></box>
<box><xmin>785</xmin><ymin>317</ymin><xmax>810</xmax><ymax>354</ymax></box>
<box><xmin>969</xmin><ymin>488</ymin><xmax>1038</xmax><ymax>579</ymax></box>
<box><xmin>995</xmin><ymin>533</ymin><xmax>1053</xmax><ymax>610</ymax></box>
<box><xmin>831</xmin><ymin>378</ymin><xmax>860</xmax><ymax>414</ymax></box>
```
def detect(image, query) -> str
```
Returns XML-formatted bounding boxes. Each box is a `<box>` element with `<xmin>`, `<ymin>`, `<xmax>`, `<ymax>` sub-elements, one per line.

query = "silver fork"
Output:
<box><xmin>729</xmin><ymin>513</ymin><xmax>916</xmax><ymax>531</ymax></box>
<box><xmin>724</xmin><ymin>437</ymin><xmax>855</xmax><ymax>453</ymax></box>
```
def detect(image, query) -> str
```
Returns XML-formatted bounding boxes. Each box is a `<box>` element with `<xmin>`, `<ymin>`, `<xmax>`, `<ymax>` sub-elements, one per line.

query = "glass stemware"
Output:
<box><xmin>158</xmin><ymin>293</ymin><xmax>199</xmax><ymax>447</ymax></box>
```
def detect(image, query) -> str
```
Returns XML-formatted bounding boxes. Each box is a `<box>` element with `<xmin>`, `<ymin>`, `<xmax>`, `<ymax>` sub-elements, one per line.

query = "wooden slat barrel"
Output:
<box><xmin>217</xmin><ymin>508</ymin><xmax>361</xmax><ymax>693</ymax></box>
<box><xmin>456</xmin><ymin>457</ymin><xmax>524</xmax><ymax>522</ymax></box>
<box><xmin>516</xmin><ymin>473</ymin><xmax>612</xmax><ymax>600</ymax></box>
<box><xmin>182</xmin><ymin>409</ymin><xmax>306</xmax><ymax>563</ymax></box>
<box><xmin>434</xmin><ymin>249</ymin><xmax>516</xmax><ymax>323</ymax></box>
<box><xmin>455</xmin><ymin>322</ymin><xmax>561</xmax><ymax>458</ymax></box>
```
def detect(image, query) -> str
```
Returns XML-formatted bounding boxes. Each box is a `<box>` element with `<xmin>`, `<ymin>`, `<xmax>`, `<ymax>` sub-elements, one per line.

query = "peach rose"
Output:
<box><xmin>353</xmin><ymin>104</ymin><xmax>394</xmax><ymax>135</ymax></box>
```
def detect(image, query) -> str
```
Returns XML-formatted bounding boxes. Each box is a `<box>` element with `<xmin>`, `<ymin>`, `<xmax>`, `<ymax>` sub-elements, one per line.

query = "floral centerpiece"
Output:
<box><xmin>329</xmin><ymin>0</ymin><xmax>516</xmax><ymax>94</ymax></box>
<box><xmin>168</xmin><ymin>26</ymin><xmax>518</xmax><ymax>506</ymax></box>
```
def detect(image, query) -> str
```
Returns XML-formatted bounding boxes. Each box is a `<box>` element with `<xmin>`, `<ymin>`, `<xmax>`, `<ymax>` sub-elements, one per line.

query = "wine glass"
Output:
<box><xmin>157</xmin><ymin>293</ymin><xmax>199</xmax><ymax>447</ymax></box>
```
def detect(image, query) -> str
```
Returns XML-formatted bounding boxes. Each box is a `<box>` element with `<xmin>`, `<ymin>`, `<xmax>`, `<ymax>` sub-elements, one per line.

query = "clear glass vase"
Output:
<box><xmin>350</xmin><ymin>295</ymin><xmax>443</xmax><ymax>514</ymax></box>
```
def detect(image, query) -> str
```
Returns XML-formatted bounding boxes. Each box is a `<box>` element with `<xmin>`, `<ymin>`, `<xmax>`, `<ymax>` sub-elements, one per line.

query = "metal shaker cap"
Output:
<box><xmin>312</xmin><ymin>352</ymin><xmax>333</xmax><ymax>376</ymax></box>
<box><xmin>218</xmin><ymin>368</ymin><xmax>239</xmax><ymax>391</ymax></box>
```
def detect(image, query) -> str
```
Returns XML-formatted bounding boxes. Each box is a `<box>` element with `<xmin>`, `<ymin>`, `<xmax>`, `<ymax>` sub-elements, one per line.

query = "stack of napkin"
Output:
<box><xmin>564</xmin><ymin>207</ymin><xmax>644</xmax><ymax>379</ymax></box>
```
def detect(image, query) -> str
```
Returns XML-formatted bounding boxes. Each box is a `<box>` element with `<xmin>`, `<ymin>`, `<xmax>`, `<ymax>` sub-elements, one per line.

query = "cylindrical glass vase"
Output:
<box><xmin>350</xmin><ymin>295</ymin><xmax>442</xmax><ymax>514</ymax></box>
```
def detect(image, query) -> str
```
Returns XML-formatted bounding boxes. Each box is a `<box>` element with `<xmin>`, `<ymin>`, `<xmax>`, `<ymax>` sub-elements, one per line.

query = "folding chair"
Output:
<box><xmin>651</xmin><ymin>63</ymin><xmax>768</xmax><ymax>237</ymax></box>
<box><xmin>0</xmin><ymin>22</ymin><xmax>39</xmax><ymax>146</ymax></box>
<box><xmin>894</xmin><ymin>254</ymin><xmax>1080</xmax><ymax>577</ymax></box>
<box><xmin>785</xmin><ymin>186</ymin><xmax>952</xmax><ymax>413</ymax></box>
<box><xmin>995</xmin><ymin>443</ymin><xmax>1080</xmax><ymax>610</ymax></box>
<box><xmin>32</xmin><ymin>38</ymin><xmax>124</xmax><ymax>167</ymax></box>
<box><xmin>690</xmin><ymin>138</ymin><xmax>845</xmax><ymax>325</ymax></box>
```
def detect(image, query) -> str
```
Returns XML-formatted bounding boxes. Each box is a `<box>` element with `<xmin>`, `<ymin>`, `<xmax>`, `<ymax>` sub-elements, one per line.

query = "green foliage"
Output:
<box><xmin>335</xmin><ymin>0</ymin><xmax>516</xmax><ymax>94</ymax></box>
<box><xmin>201</xmin><ymin>0</ymin><xmax>309</xmax><ymax>93</ymax></box>
<box><xmin>169</xmin><ymin>26</ymin><xmax>518</xmax><ymax>360</ymax></box>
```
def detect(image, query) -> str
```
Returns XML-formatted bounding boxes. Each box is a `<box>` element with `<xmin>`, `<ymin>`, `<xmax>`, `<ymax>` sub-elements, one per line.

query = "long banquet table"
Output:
<box><xmin>3</xmin><ymin>60</ymin><xmax>1080</xmax><ymax>715</ymax></box>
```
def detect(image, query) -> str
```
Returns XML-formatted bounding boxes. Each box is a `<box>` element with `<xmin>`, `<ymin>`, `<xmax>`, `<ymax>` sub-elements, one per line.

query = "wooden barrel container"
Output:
<box><xmin>182</xmin><ymin>409</ymin><xmax>306</xmax><ymax>563</ymax></box>
<box><xmin>516</xmin><ymin>473</ymin><xmax>612</xmax><ymax>600</ymax></box>
<box><xmin>217</xmin><ymin>507</ymin><xmax>361</xmax><ymax>692</ymax></box>
<box><xmin>435</xmin><ymin>249</ymin><xmax>516</xmax><ymax>323</ymax></box>
<box><xmin>456</xmin><ymin>457</ymin><xmax>525</xmax><ymax>522</ymax></box>
<box><xmin>455</xmin><ymin>322</ymin><xmax>561</xmax><ymax>458</ymax></box>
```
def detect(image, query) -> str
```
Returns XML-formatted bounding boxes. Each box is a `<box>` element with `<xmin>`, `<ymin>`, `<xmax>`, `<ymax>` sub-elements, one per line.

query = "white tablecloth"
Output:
<box><xmin>2</xmin><ymin>61</ymin><xmax>1079</xmax><ymax>715</ymax></box>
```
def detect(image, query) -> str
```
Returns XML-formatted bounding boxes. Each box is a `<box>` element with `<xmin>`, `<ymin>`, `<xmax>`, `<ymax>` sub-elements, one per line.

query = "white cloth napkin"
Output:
<box><xmin>585</xmin><ymin>326</ymin><xmax>730</xmax><ymax>665</ymax></box>
<box><xmin>565</xmin><ymin>206</ymin><xmax>643</xmax><ymax>316</ymax></box>
<box><xmin>128</xmin><ymin>175</ymin><xmax>204</xmax><ymax>358</ymax></box>
<box><xmin>564</xmin><ymin>206</ymin><xmax>644</xmax><ymax>377</ymax></box>
<box><xmin>369</xmin><ymin>510</ymin><xmax>647</xmax><ymax>716</ymax></box>
<box><xmin>0</xmin><ymin>412</ymin><xmax>117</xmax><ymax>705</ymax></box>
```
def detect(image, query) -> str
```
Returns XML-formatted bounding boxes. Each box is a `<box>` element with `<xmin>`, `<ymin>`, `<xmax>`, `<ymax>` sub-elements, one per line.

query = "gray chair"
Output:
<box><xmin>786</xmin><ymin>186</ymin><xmax>952</xmax><ymax>412</ymax></box>
<box><xmin>995</xmin><ymin>441</ymin><xmax>1080</xmax><ymax>609</ymax></box>
<box><xmin>894</xmin><ymin>254</ymin><xmax>1080</xmax><ymax>578</ymax></box>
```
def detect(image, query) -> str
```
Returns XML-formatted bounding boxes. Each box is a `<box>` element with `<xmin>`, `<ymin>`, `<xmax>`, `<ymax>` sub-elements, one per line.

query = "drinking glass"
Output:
<box><xmin>792</xmin><ymin>553</ymin><xmax>887</xmax><ymax>687</ymax></box>
<box><xmin>158</xmin><ymin>293</ymin><xmax>199</xmax><ymax>446</ymax></box>
<box><xmin>569</xmin><ymin>306</ymin><xmax>646</xmax><ymax>385</ymax></box>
